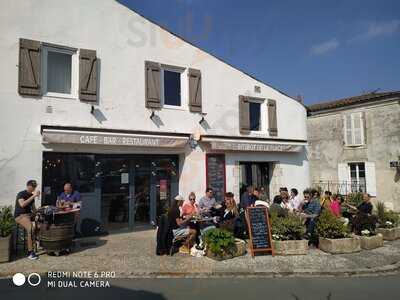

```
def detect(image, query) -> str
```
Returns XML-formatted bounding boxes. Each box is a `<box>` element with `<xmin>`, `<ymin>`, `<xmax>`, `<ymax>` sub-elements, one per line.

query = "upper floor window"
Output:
<box><xmin>344</xmin><ymin>112</ymin><xmax>365</xmax><ymax>146</ymax></box>
<box><xmin>42</xmin><ymin>46</ymin><xmax>78</xmax><ymax>98</ymax></box>
<box><xmin>163</xmin><ymin>70</ymin><xmax>181</xmax><ymax>106</ymax></box>
<box><xmin>249</xmin><ymin>102</ymin><xmax>261</xmax><ymax>131</ymax></box>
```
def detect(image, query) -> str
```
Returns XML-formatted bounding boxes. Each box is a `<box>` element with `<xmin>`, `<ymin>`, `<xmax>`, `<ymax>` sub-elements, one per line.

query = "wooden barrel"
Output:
<box><xmin>39</xmin><ymin>222</ymin><xmax>74</xmax><ymax>251</ymax></box>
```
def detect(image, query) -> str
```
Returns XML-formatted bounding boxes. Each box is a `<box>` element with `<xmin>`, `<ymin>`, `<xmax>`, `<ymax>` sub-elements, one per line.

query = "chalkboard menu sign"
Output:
<box><xmin>245</xmin><ymin>207</ymin><xmax>274</xmax><ymax>256</ymax></box>
<box><xmin>206</xmin><ymin>154</ymin><xmax>226</xmax><ymax>203</ymax></box>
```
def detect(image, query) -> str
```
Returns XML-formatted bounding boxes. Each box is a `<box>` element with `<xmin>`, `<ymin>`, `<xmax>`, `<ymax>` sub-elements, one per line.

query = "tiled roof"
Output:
<box><xmin>307</xmin><ymin>91</ymin><xmax>400</xmax><ymax>113</ymax></box>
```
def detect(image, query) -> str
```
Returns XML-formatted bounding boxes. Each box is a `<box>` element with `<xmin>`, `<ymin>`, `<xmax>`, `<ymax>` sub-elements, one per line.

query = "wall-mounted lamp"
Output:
<box><xmin>150</xmin><ymin>110</ymin><xmax>156</xmax><ymax>120</ymax></box>
<box><xmin>199</xmin><ymin>112</ymin><xmax>207</xmax><ymax>125</ymax></box>
<box><xmin>90</xmin><ymin>105</ymin><xmax>95</xmax><ymax>114</ymax></box>
<box><xmin>188</xmin><ymin>135</ymin><xmax>198</xmax><ymax>149</ymax></box>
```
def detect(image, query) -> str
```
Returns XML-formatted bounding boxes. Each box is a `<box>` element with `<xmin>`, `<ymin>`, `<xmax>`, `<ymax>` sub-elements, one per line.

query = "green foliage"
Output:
<box><xmin>0</xmin><ymin>206</ymin><xmax>15</xmax><ymax>237</ymax></box>
<box><xmin>376</xmin><ymin>202</ymin><xmax>400</xmax><ymax>228</ymax></box>
<box><xmin>270</xmin><ymin>212</ymin><xmax>305</xmax><ymax>241</ymax></box>
<box><xmin>316</xmin><ymin>210</ymin><xmax>349</xmax><ymax>239</ymax></box>
<box><xmin>204</xmin><ymin>228</ymin><xmax>235</xmax><ymax>257</ymax></box>
<box><xmin>346</xmin><ymin>193</ymin><xmax>364</xmax><ymax>207</ymax></box>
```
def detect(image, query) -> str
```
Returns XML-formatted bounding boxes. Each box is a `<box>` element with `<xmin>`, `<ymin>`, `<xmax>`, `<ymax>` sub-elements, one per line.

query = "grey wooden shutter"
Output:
<box><xmin>79</xmin><ymin>49</ymin><xmax>98</xmax><ymax>102</ymax></box>
<box><xmin>239</xmin><ymin>95</ymin><xmax>250</xmax><ymax>132</ymax></box>
<box><xmin>267</xmin><ymin>99</ymin><xmax>278</xmax><ymax>136</ymax></box>
<box><xmin>18</xmin><ymin>38</ymin><xmax>41</xmax><ymax>96</ymax></box>
<box><xmin>188</xmin><ymin>68</ymin><xmax>202</xmax><ymax>112</ymax></box>
<box><xmin>145</xmin><ymin>61</ymin><xmax>161</xmax><ymax>109</ymax></box>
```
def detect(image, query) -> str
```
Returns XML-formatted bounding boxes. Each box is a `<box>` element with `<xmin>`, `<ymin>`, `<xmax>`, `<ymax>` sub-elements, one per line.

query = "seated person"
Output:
<box><xmin>329</xmin><ymin>194</ymin><xmax>341</xmax><ymax>217</ymax></box>
<box><xmin>217</xmin><ymin>192</ymin><xmax>239</xmax><ymax>232</ymax></box>
<box><xmin>197</xmin><ymin>187</ymin><xmax>216</xmax><ymax>215</ymax></box>
<box><xmin>168</xmin><ymin>195</ymin><xmax>197</xmax><ymax>254</ymax></box>
<box><xmin>14</xmin><ymin>180</ymin><xmax>40</xmax><ymax>260</ymax></box>
<box><xmin>58</xmin><ymin>182</ymin><xmax>81</xmax><ymax>208</ymax></box>
<box><xmin>181</xmin><ymin>192</ymin><xmax>199</xmax><ymax>218</ymax></box>
<box><xmin>300</xmin><ymin>189</ymin><xmax>322</xmax><ymax>238</ymax></box>
<box><xmin>320</xmin><ymin>191</ymin><xmax>332</xmax><ymax>210</ymax></box>
<box><xmin>269</xmin><ymin>195</ymin><xmax>288</xmax><ymax>217</ymax></box>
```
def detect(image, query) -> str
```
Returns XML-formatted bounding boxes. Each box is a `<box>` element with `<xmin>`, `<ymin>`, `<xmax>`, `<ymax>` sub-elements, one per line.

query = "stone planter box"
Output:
<box><xmin>319</xmin><ymin>236</ymin><xmax>361</xmax><ymax>254</ymax></box>
<box><xmin>272</xmin><ymin>239</ymin><xmax>308</xmax><ymax>255</ymax></box>
<box><xmin>0</xmin><ymin>235</ymin><xmax>12</xmax><ymax>263</ymax></box>
<box><xmin>359</xmin><ymin>234</ymin><xmax>383</xmax><ymax>250</ymax></box>
<box><xmin>206</xmin><ymin>239</ymin><xmax>246</xmax><ymax>261</ymax></box>
<box><xmin>376</xmin><ymin>227</ymin><xmax>400</xmax><ymax>241</ymax></box>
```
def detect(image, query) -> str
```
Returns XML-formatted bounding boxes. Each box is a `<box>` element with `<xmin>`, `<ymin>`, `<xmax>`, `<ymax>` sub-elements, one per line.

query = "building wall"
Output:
<box><xmin>0</xmin><ymin>0</ymin><xmax>308</xmax><ymax>207</ymax></box>
<box><xmin>307</xmin><ymin>100</ymin><xmax>400</xmax><ymax>211</ymax></box>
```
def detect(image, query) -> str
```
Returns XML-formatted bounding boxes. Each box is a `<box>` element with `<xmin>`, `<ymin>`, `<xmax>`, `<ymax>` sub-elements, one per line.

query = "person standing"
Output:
<box><xmin>14</xmin><ymin>180</ymin><xmax>40</xmax><ymax>260</ymax></box>
<box><xmin>240</xmin><ymin>185</ymin><xmax>256</xmax><ymax>209</ymax></box>
<box><xmin>197</xmin><ymin>187</ymin><xmax>216</xmax><ymax>214</ymax></box>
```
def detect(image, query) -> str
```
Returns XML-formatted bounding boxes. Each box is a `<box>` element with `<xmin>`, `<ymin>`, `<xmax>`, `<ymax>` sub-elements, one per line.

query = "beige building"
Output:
<box><xmin>307</xmin><ymin>92</ymin><xmax>400</xmax><ymax>211</ymax></box>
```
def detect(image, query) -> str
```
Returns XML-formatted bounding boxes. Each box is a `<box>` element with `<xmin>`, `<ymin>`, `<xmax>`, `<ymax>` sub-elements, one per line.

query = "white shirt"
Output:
<box><xmin>289</xmin><ymin>195</ymin><xmax>302</xmax><ymax>211</ymax></box>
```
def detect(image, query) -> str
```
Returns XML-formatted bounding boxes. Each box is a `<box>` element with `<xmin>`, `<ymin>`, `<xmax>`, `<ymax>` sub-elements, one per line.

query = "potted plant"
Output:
<box><xmin>375</xmin><ymin>202</ymin><xmax>400</xmax><ymax>241</ymax></box>
<box><xmin>0</xmin><ymin>206</ymin><xmax>15</xmax><ymax>263</ymax></box>
<box><xmin>203</xmin><ymin>228</ymin><xmax>244</xmax><ymax>260</ymax></box>
<box><xmin>270</xmin><ymin>213</ymin><xmax>308</xmax><ymax>255</ymax></box>
<box><xmin>316</xmin><ymin>210</ymin><xmax>361</xmax><ymax>254</ymax></box>
<box><xmin>351</xmin><ymin>212</ymin><xmax>383</xmax><ymax>250</ymax></box>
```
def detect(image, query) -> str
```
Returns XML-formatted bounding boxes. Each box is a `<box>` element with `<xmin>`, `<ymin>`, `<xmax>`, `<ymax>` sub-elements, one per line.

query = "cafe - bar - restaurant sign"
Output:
<box><xmin>42</xmin><ymin>130</ymin><xmax>188</xmax><ymax>148</ymax></box>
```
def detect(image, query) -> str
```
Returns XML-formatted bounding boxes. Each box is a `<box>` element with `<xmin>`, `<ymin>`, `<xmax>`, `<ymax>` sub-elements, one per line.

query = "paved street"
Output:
<box><xmin>1</xmin><ymin>274</ymin><xmax>400</xmax><ymax>300</ymax></box>
<box><xmin>1</xmin><ymin>229</ymin><xmax>400</xmax><ymax>278</ymax></box>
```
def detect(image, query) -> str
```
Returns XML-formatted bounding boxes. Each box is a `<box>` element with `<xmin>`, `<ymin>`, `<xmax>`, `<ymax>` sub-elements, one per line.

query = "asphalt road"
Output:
<box><xmin>2</xmin><ymin>274</ymin><xmax>400</xmax><ymax>300</ymax></box>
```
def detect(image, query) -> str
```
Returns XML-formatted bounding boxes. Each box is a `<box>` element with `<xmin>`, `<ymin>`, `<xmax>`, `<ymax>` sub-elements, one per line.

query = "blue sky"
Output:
<box><xmin>118</xmin><ymin>0</ymin><xmax>400</xmax><ymax>104</ymax></box>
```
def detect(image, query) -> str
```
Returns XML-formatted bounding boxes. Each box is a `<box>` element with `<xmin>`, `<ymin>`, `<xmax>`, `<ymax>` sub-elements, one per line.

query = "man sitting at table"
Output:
<box><xmin>197</xmin><ymin>187</ymin><xmax>216</xmax><ymax>214</ymax></box>
<box><xmin>168</xmin><ymin>195</ymin><xmax>197</xmax><ymax>254</ymax></box>
<box><xmin>58</xmin><ymin>182</ymin><xmax>81</xmax><ymax>207</ymax></box>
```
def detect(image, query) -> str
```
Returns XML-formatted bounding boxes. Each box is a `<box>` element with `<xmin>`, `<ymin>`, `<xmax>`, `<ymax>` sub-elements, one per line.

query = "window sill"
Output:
<box><xmin>162</xmin><ymin>105</ymin><xmax>187</xmax><ymax>111</ymax></box>
<box><xmin>44</xmin><ymin>92</ymin><xmax>77</xmax><ymax>100</ymax></box>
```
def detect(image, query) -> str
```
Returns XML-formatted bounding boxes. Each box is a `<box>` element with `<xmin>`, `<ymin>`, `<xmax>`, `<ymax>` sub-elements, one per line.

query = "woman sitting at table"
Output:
<box><xmin>217</xmin><ymin>192</ymin><xmax>239</xmax><ymax>232</ymax></box>
<box><xmin>181</xmin><ymin>192</ymin><xmax>199</xmax><ymax>218</ymax></box>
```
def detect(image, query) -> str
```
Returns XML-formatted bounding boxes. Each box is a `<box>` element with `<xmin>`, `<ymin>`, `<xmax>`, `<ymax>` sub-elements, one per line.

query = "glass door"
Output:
<box><xmin>100</xmin><ymin>158</ymin><xmax>130</xmax><ymax>231</ymax></box>
<box><xmin>132</xmin><ymin>160</ymin><xmax>151</xmax><ymax>226</ymax></box>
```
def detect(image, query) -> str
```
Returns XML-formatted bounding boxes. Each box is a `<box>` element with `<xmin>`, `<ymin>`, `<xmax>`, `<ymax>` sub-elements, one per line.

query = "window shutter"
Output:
<box><xmin>18</xmin><ymin>38</ymin><xmax>41</xmax><ymax>96</ymax></box>
<box><xmin>145</xmin><ymin>61</ymin><xmax>161</xmax><ymax>109</ymax></box>
<box><xmin>353</xmin><ymin>112</ymin><xmax>363</xmax><ymax>145</ymax></box>
<box><xmin>188</xmin><ymin>68</ymin><xmax>202</xmax><ymax>112</ymax></box>
<box><xmin>361</xmin><ymin>111</ymin><xmax>367</xmax><ymax>145</ymax></box>
<box><xmin>79</xmin><ymin>49</ymin><xmax>98</xmax><ymax>102</ymax></box>
<box><xmin>344</xmin><ymin>115</ymin><xmax>352</xmax><ymax>145</ymax></box>
<box><xmin>365</xmin><ymin>162</ymin><xmax>377</xmax><ymax>197</ymax></box>
<box><xmin>338</xmin><ymin>163</ymin><xmax>350</xmax><ymax>195</ymax></box>
<box><xmin>267</xmin><ymin>99</ymin><xmax>278</xmax><ymax>136</ymax></box>
<box><xmin>239</xmin><ymin>95</ymin><xmax>250</xmax><ymax>132</ymax></box>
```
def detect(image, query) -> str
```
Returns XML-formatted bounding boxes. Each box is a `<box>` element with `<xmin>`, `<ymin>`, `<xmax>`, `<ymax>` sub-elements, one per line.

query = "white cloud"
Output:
<box><xmin>310</xmin><ymin>38</ymin><xmax>339</xmax><ymax>56</ymax></box>
<box><xmin>354</xmin><ymin>20</ymin><xmax>400</xmax><ymax>40</ymax></box>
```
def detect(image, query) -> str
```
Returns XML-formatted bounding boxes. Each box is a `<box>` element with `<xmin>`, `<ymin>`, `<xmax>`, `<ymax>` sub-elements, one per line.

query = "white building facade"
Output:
<box><xmin>0</xmin><ymin>0</ymin><xmax>309</xmax><ymax>230</ymax></box>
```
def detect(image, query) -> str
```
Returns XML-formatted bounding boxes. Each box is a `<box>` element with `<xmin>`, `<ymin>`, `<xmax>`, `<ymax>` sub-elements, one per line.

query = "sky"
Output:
<box><xmin>118</xmin><ymin>0</ymin><xmax>400</xmax><ymax>104</ymax></box>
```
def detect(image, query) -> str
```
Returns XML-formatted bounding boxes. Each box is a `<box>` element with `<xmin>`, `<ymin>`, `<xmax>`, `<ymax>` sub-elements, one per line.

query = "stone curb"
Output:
<box><xmin>2</xmin><ymin>261</ymin><xmax>398</xmax><ymax>279</ymax></box>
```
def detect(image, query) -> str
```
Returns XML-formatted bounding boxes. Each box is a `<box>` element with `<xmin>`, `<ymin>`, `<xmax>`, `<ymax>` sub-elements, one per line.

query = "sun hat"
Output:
<box><xmin>174</xmin><ymin>195</ymin><xmax>185</xmax><ymax>201</ymax></box>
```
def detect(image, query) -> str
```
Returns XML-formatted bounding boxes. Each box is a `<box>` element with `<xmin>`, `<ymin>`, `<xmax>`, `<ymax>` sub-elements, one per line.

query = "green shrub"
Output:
<box><xmin>316</xmin><ymin>210</ymin><xmax>349</xmax><ymax>239</ymax></box>
<box><xmin>346</xmin><ymin>192</ymin><xmax>363</xmax><ymax>207</ymax></box>
<box><xmin>270</xmin><ymin>212</ymin><xmax>305</xmax><ymax>241</ymax></box>
<box><xmin>376</xmin><ymin>202</ymin><xmax>400</xmax><ymax>228</ymax></box>
<box><xmin>204</xmin><ymin>228</ymin><xmax>235</xmax><ymax>257</ymax></box>
<box><xmin>0</xmin><ymin>206</ymin><xmax>15</xmax><ymax>237</ymax></box>
<box><xmin>351</xmin><ymin>213</ymin><xmax>377</xmax><ymax>235</ymax></box>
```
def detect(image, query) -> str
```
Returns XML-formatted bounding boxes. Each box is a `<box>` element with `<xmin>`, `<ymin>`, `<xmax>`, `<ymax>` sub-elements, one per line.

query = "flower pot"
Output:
<box><xmin>272</xmin><ymin>239</ymin><xmax>308</xmax><ymax>255</ymax></box>
<box><xmin>359</xmin><ymin>234</ymin><xmax>383</xmax><ymax>250</ymax></box>
<box><xmin>376</xmin><ymin>227</ymin><xmax>400</xmax><ymax>241</ymax></box>
<box><xmin>318</xmin><ymin>236</ymin><xmax>361</xmax><ymax>254</ymax></box>
<box><xmin>0</xmin><ymin>235</ymin><xmax>12</xmax><ymax>263</ymax></box>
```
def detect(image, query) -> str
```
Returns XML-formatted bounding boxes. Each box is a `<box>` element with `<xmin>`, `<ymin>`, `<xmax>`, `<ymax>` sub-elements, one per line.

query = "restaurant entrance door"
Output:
<box><xmin>239</xmin><ymin>162</ymin><xmax>270</xmax><ymax>200</ymax></box>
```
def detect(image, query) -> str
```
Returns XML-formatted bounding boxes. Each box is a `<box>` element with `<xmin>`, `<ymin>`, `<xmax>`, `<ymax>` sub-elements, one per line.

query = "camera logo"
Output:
<box><xmin>12</xmin><ymin>273</ymin><xmax>41</xmax><ymax>287</ymax></box>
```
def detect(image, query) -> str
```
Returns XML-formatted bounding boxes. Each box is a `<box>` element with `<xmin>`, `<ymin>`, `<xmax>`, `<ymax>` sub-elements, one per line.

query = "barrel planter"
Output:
<box><xmin>272</xmin><ymin>239</ymin><xmax>308</xmax><ymax>255</ymax></box>
<box><xmin>359</xmin><ymin>234</ymin><xmax>383</xmax><ymax>250</ymax></box>
<box><xmin>319</xmin><ymin>236</ymin><xmax>361</xmax><ymax>254</ymax></box>
<box><xmin>376</xmin><ymin>227</ymin><xmax>400</xmax><ymax>241</ymax></box>
<box><xmin>0</xmin><ymin>235</ymin><xmax>12</xmax><ymax>263</ymax></box>
<box><xmin>39</xmin><ymin>223</ymin><xmax>74</xmax><ymax>252</ymax></box>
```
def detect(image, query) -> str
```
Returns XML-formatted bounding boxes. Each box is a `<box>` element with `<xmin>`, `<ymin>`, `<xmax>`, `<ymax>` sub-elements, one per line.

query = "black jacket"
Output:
<box><xmin>156</xmin><ymin>214</ymin><xmax>173</xmax><ymax>255</ymax></box>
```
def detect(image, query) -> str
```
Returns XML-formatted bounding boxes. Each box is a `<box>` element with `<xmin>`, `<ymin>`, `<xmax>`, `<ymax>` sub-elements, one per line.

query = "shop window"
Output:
<box><xmin>42</xmin><ymin>153</ymin><xmax>95</xmax><ymax>205</ymax></box>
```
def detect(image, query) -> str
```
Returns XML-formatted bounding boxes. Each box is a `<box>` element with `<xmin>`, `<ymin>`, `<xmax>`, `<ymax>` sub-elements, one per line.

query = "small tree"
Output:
<box><xmin>0</xmin><ymin>206</ymin><xmax>15</xmax><ymax>237</ymax></box>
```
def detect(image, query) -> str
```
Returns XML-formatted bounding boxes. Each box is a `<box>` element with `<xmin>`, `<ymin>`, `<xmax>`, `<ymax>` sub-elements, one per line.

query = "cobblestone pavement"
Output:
<box><xmin>1</xmin><ymin>229</ymin><xmax>400</xmax><ymax>278</ymax></box>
